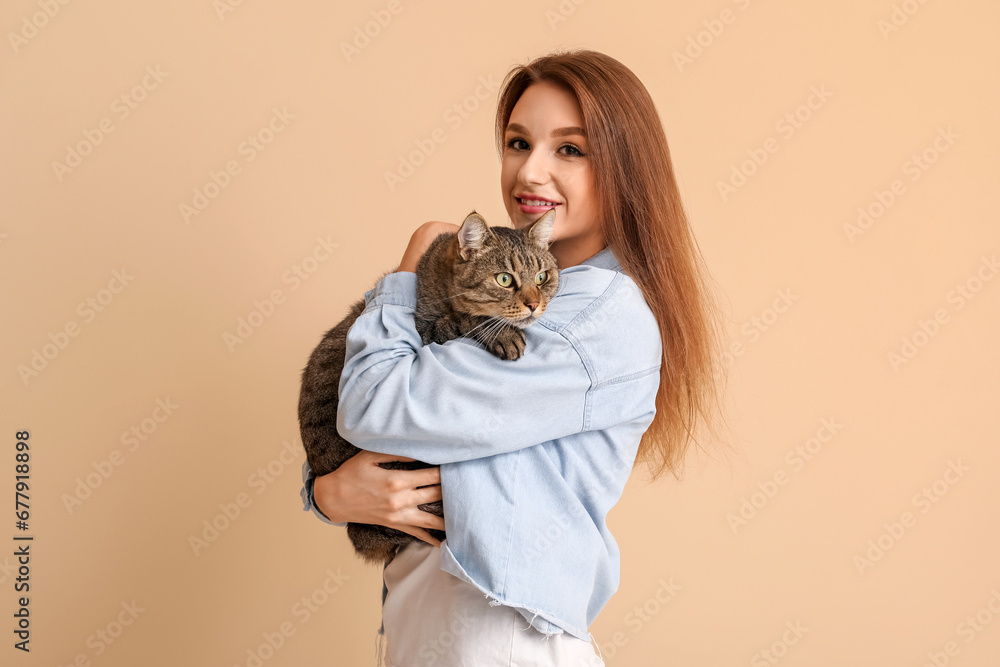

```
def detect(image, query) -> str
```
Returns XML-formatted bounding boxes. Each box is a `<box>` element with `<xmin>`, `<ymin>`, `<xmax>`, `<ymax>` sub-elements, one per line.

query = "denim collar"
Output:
<box><xmin>578</xmin><ymin>245</ymin><xmax>622</xmax><ymax>272</ymax></box>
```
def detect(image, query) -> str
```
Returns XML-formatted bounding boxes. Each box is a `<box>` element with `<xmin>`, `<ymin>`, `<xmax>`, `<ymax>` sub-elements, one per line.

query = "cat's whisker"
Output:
<box><xmin>484</xmin><ymin>316</ymin><xmax>514</xmax><ymax>339</ymax></box>
<box><xmin>476</xmin><ymin>318</ymin><xmax>499</xmax><ymax>339</ymax></box>
<box><xmin>462</xmin><ymin>314</ymin><xmax>505</xmax><ymax>337</ymax></box>
<box><xmin>469</xmin><ymin>316</ymin><xmax>508</xmax><ymax>348</ymax></box>
<box><xmin>466</xmin><ymin>322</ymin><xmax>503</xmax><ymax>346</ymax></box>
<box><xmin>482</xmin><ymin>317</ymin><xmax>513</xmax><ymax>347</ymax></box>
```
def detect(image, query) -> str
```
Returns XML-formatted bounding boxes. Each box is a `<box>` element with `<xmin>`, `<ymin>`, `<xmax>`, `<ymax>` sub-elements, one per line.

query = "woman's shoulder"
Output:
<box><xmin>537</xmin><ymin>265</ymin><xmax>661</xmax><ymax>374</ymax></box>
<box><xmin>541</xmin><ymin>256</ymin><xmax>654</xmax><ymax>326</ymax></box>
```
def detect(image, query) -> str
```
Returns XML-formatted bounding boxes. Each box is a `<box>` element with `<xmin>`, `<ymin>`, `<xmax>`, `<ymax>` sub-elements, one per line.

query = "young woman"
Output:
<box><xmin>300</xmin><ymin>49</ymin><xmax>729</xmax><ymax>666</ymax></box>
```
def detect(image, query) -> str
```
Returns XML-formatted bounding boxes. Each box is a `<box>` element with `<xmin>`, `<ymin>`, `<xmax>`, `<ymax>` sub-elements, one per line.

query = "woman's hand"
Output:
<box><xmin>313</xmin><ymin>449</ymin><xmax>445</xmax><ymax>548</ymax></box>
<box><xmin>396</xmin><ymin>221</ymin><xmax>461</xmax><ymax>273</ymax></box>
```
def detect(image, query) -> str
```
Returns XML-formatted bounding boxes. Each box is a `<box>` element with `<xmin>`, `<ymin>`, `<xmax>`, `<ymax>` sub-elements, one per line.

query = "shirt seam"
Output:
<box><xmin>593</xmin><ymin>364</ymin><xmax>661</xmax><ymax>389</ymax></box>
<box><xmin>541</xmin><ymin>326</ymin><xmax>594</xmax><ymax>433</ymax></box>
<box><xmin>544</xmin><ymin>272</ymin><xmax>625</xmax><ymax>430</ymax></box>
<box><xmin>497</xmin><ymin>448</ymin><xmax>521</xmax><ymax>599</ymax></box>
<box><xmin>366</xmin><ymin>297</ymin><xmax>414</xmax><ymax>310</ymax></box>
<box><xmin>559</xmin><ymin>271</ymin><xmax>624</xmax><ymax>333</ymax></box>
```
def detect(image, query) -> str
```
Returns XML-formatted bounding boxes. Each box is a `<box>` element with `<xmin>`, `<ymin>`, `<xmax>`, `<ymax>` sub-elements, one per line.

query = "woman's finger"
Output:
<box><xmin>394</xmin><ymin>524</ymin><xmax>442</xmax><ymax>548</ymax></box>
<box><xmin>421</xmin><ymin>514</ymin><xmax>445</xmax><ymax>532</ymax></box>
<box><xmin>415</xmin><ymin>484</ymin><xmax>442</xmax><ymax>505</ymax></box>
<box><xmin>410</xmin><ymin>466</ymin><xmax>441</xmax><ymax>488</ymax></box>
<box><xmin>412</xmin><ymin>502</ymin><xmax>445</xmax><ymax>532</ymax></box>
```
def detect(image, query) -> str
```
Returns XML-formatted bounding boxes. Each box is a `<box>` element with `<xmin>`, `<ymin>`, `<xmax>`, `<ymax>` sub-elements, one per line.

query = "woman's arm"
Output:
<box><xmin>396</xmin><ymin>221</ymin><xmax>460</xmax><ymax>273</ymax></box>
<box><xmin>336</xmin><ymin>228</ymin><xmax>595</xmax><ymax>465</ymax></box>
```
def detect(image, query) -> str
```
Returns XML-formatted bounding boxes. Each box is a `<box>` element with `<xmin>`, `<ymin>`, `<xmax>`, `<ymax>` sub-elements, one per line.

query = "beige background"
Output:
<box><xmin>2</xmin><ymin>0</ymin><xmax>998</xmax><ymax>665</ymax></box>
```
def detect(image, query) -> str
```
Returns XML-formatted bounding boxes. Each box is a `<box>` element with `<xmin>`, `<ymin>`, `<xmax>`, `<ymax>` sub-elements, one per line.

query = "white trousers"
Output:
<box><xmin>377</xmin><ymin>540</ymin><xmax>606</xmax><ymax>667</ymax></box>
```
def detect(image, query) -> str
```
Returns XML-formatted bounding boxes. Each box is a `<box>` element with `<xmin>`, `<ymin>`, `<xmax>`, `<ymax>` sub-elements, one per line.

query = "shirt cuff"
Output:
<box><xmin>364</xmin><ymin>270</ymin><xmax>418</xmax><ymax>309</ymax></box>
<box><xmin>300</xmin><ymin>460</ymin><xmax>347</xmax><ymax>527</ymax></box>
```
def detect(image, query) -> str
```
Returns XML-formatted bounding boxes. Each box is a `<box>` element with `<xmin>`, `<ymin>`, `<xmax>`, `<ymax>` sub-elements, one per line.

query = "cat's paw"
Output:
<box><xmin>486</xmin><ymin>327</ymin><xmax>525</xmax><ymax>360</ymax></box>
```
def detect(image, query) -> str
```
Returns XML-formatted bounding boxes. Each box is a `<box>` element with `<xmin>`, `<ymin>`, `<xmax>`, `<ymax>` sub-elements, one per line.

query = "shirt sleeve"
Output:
<box><xmin>300</xmin><ymin>459</ymin><xmax>348</xmax><ymax>527</ymax></box>
<box><xmin>336</xmin><ymin>270</ymin><xmax>594</xmax><ymax>465</ymax></box>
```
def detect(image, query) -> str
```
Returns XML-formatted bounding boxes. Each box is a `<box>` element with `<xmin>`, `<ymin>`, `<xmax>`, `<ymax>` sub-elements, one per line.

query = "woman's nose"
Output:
<box><xmin>519</xmin><ymin>148</ymin><xmax>550</xmax><ymax>185</ymax></box>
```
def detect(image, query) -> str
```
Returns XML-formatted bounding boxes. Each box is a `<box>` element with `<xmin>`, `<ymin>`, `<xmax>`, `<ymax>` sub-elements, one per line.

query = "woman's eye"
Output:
<box><xmin>535</xmin><ymin>271</ymin><xmax>547</xmax><ymax>285</ymax></box>
<box><xmin>495</xmin><ymin>272</ymin><xmax>513</xmax><ymax>287</ymax></box>
<box><xmin>506</xmin><ymin>137</ymin><xmax>585</xmax><ymax>157</ymax></box>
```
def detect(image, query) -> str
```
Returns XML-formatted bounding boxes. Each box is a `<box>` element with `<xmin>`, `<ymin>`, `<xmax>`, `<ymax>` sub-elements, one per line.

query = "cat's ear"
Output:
<box><xmin>525</xmin><ymin>208</ymin><xmax>557</xmax><ymax>249</ymax></box>
<box><xmin>457</xmin><ymin>210</ymin><xmax>492</xmax><ymax>261</ymax></box>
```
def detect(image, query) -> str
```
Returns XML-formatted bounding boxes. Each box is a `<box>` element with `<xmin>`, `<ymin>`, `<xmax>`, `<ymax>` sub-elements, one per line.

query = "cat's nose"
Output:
<box><xmin>526</xmin><ymin>302</ymin><xmax>538</xmax><ymax>312</ymax></box>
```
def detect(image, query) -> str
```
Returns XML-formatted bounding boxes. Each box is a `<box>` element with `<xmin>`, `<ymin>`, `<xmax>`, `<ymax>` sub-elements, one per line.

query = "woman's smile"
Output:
<box><xmin>515</xmin><ymin>193</ymin><xmax>562</xmax><ymax>214</ymax></box>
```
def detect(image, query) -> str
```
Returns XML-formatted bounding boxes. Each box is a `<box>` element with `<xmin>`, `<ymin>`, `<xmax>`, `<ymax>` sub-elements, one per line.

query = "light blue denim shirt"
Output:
<box><xmin>299</xmin><ymin>244</ymin><xmax>662</xmax><ymax>643</ymax></box>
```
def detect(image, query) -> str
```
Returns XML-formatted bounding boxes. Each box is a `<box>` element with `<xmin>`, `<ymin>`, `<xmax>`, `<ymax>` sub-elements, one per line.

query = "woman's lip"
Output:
<box><xmin>516</xmin><ymin>196</ymin><xmax>561</xmax><ymax>214</ymax></box>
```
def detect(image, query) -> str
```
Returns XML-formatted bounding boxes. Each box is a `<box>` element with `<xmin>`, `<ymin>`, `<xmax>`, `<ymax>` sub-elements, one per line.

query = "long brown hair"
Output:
<box><xmin>495</xmin><ymin>49</ymin><xmax>734</xmax><ymax>481</ymax></box>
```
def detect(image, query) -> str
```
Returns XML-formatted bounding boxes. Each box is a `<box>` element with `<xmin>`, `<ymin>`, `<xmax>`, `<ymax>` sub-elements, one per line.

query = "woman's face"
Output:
<box><xmin>500</xmin><ymin>80</ymin><xmax>604</xmax><ymax>268</ymax></box>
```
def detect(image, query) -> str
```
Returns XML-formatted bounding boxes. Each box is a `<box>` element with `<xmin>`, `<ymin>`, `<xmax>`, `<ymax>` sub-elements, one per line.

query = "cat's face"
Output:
<box><xmin>451</xmin><ymin>211</ymin><xmax>559</xmax><ymax>329</ymax></box>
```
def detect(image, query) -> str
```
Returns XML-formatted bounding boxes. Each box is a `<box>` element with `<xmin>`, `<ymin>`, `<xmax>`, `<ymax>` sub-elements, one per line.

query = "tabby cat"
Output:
<box><xmin>298</xmin><ymin>209</ymin><xmax>559</xmax><ymax>566</ymax></box>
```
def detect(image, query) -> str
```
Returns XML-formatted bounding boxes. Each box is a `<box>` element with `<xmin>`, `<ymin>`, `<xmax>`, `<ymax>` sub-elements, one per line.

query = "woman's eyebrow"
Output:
<box><xmin>505</xmin><ymin>122</ymin><xmax>586</xmax><ymax>138</ymax></box>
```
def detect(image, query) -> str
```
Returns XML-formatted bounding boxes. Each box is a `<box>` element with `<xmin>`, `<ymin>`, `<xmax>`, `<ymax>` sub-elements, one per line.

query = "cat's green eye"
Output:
<box><xmin>535</xmin><ymin>271</ymin><xmax>548</xmax><ymax>285</ymax></box>
<box><xmin>495</xmin><ymin>272</ymin><xmax>513</xmax><ymax>288</ymax></box>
